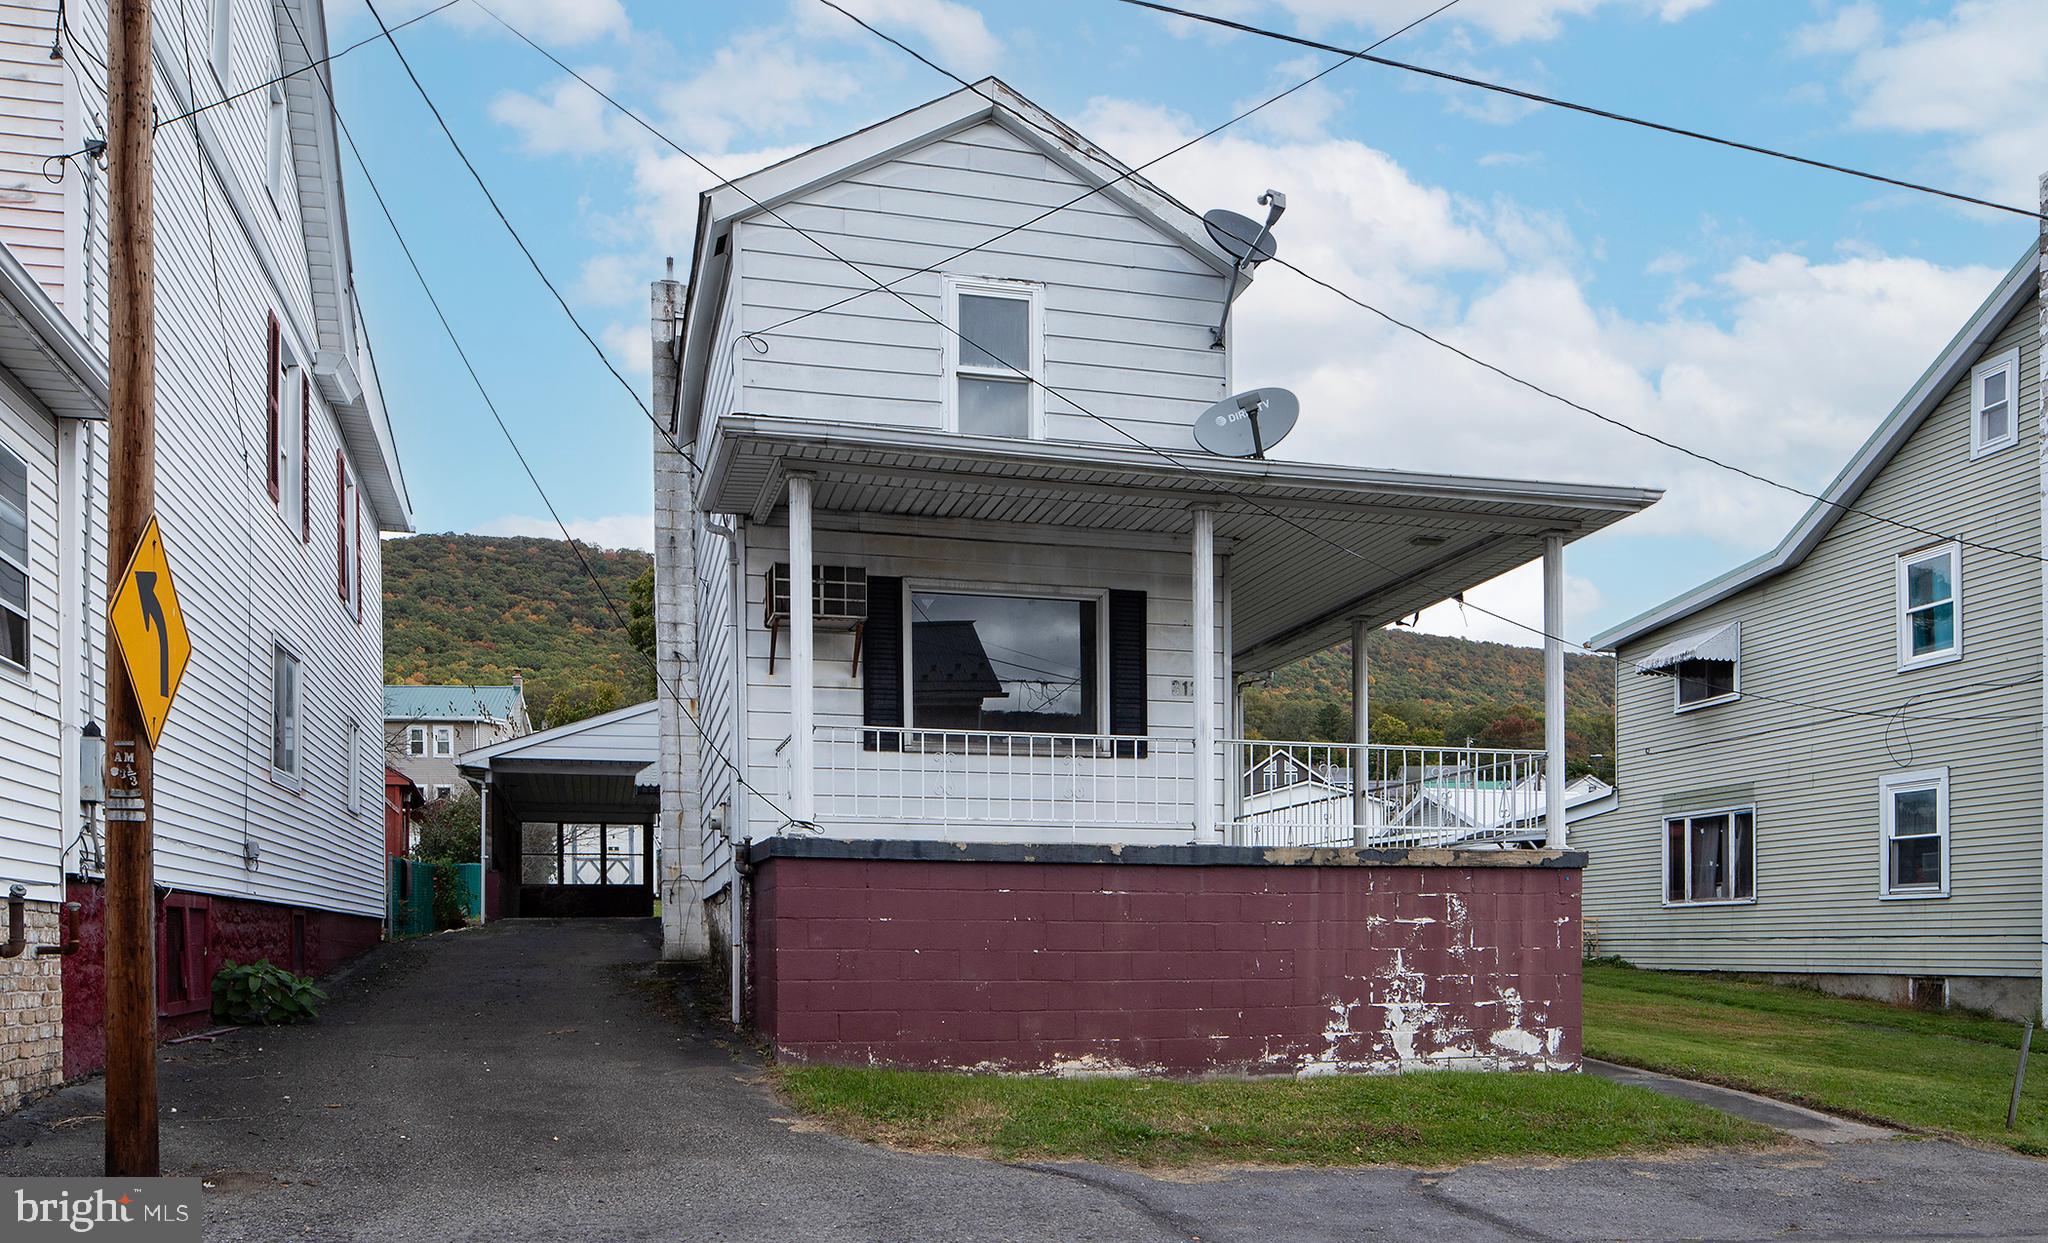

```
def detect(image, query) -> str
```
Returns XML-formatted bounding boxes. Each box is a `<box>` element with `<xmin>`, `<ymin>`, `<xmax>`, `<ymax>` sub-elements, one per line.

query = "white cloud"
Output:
<box><xmin>330</xmin><ymin>0</ymin><xmax>627</xmax><ymax>44</ymax></box>
<box><xmin>476</xmin><ymin>512</ymin><xmax>654</xmax><ymax>551</ymax></box>
<box><xmin>1260</xmin><ymin>0</ymin><xmax>1713</xmax><ymax>45</ymax></box>
<box><xmin>1476</xmin><ymin>150</ymin><xmax>1543</xmax><ymax>168</ymax></box>
<box><xmin>1795</xmin><ymin>0</ymin><xmax>2048</xmax><ymax>205</ymax></box>
<box><xmin>1409</xmin><ymin>561</ymin><xmax>1605</xmax><ymax>647</ymax></box>
<box><xmin>655</xmin><ymin>28</ymin><xmax>866</xmax><ymax>151</ymax></box>
<box><xmin>793</xmin><ymin>0</ymin><xmax>1002</xmax><ymax>75</ymax></box>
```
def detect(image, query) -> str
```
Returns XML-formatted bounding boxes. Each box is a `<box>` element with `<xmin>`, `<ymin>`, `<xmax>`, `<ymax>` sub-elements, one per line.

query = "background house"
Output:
<box><xmin>384</xmin><ymin>679</ymin><xmax>532</xmax><ymax>802</ymax></box>
<box><xmin>0</xmin><ymin>0</ymin><xmax>409</xmax><ymax>1111</ymax></box>
<box><xmin>1580</xmin><ymin>241</ymin><xmax>2046</xmax><ymax>1022</ymax></box>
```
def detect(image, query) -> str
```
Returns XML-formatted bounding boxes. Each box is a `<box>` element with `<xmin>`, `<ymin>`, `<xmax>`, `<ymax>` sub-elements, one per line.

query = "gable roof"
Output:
<box><xmin>384</xmin><ymin>684</ymin><xmax>525</xmax><ymax>724</ymax></box>
<box><xmin>672</xmin><ymin>76</ymin><xmax>1240</xmax><ymax>444</ymax></box>
<box><xmin>1589</xmin><ymin>243</ymin><xmax>2039</xmax><ymax>652</ymax></box>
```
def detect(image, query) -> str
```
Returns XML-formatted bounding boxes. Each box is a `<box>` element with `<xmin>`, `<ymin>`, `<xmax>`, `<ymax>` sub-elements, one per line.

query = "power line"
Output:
<box><xmin>276</xmin><ymin>2</ymin><xmax>797</xmax><ymax>833</ymax></box>
<box><xmin>829</xmin><ymin>2</ymin><xmax>2048</xmax><ymax>571</ymax></box>
<box><xmin>358</xmin><ymin>0</ymin><xmax>696</xmax><ymax>467</ymax></box>
<box><xmin>751</xmin><ymin>0</ymin><xmax>1464</xmax><ymax>342</ymax></box>
<box><xmin>1113</xmin><ymin>0</ymin><xmax>2047</xmax><ymax>223</ymax></box>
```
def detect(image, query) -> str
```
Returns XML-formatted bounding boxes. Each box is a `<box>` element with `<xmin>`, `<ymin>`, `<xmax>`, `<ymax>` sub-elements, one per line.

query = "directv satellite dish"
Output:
<box><xmin>1204</xmin><ymin>209</ymin><xmax>1281</xmax><ymax>266</ymax></box>
<box><xmin>1207</xmin><ymin>189</ymin><xmax>1286</xmax><ymax>348</ymax></box>
<box><xmin>1194</xmin><ymin>387</ymin><xmax>1298</xmax><ymax>460</ymax></box>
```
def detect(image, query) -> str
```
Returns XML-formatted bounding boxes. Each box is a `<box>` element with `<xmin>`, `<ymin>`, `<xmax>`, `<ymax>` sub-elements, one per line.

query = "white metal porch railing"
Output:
<box><xmin>1230</xmin><ymin>739</ymin><xmax>1550</xmax><ymax>849</ymax></box>
<box><xmin>812</xmin><ymin>726</ymin><xmax>1196</xmax><ymax>831</ymax></box>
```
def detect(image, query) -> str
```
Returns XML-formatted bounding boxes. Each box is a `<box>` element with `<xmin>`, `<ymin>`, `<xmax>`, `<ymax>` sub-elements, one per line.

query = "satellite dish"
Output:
<box><xmin>1193</xmin><ymin>388</ymin><xmax>1298</xmax><ymax>460</ymax></box>
<box><xmin>1204</xmin><ymin>209</ymin><xmax>1281</xmax><ymax>266</ymax></box>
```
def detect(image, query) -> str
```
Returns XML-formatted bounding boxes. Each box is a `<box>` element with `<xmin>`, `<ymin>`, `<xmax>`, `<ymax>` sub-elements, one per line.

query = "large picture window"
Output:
<box><xmin>1896</xmin><ymin>544</ymin><xmax>1961</xmax><ymax>669</ymax></box>
<box><xmin>1664</xmin><ymin>808</ymin><xmax>1755</xmax><ymax>905</ymax></box>
<box><xmin>1880</xmin><ymin>769</ymin><xmax>1949</xmax><ymax>899</ymax></box>
<box><xmin>0</xmin><ymin>441</ymin><xmax>28</xmax><ymax>669</ymax></box>
<box><xmin>907</xmin><ymin>589</ymin><xmax>1098</xmax><ymax>734</ymax></box>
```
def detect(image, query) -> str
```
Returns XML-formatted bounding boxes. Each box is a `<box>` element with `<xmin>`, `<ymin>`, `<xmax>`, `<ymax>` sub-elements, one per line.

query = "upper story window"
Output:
<box><xmin>210</xmin><ymin>0</ymin><xmax>233</xmax><ymax>87</ymax></box>
<box><xmin>271</xmin><ymin>641</ymin><xmax>301</xmax><ymax>783</ymax></box>
<box><xmin>0</xmin><ymin>441</ymin><xmax>29</xmax><ymax>670</ymax></box>
<box><xmin>432</xmin><ymin>725</ymin><xmax>455</xmax><ymax>758</ymax></box>
<box><xmin>266</xmin><ymin>84</ymin><xmax>290</xmax><ymax>211</ymax></box>
<box><xmin>1896</xmin><ymin>544</ymin><xmax>1960</xmax><ymax>671</ymax></box>
<box><xmin>1634</xmin><ymin>620</ymin><xmax>1738</xmax><ymax>713</ymax></box>
<box><xmin>944</xmin><ymin>276</ymin><xmax>1042</xmax><ymax>440</ymax></box>
<box><xmin>1880</xmin><ymin>768</ymin><xmax>1948</xmax><ymax>899</ymax></box>
<box><xmin>406</xmin><ymin>724</ymin><xmax>426</xmax><ymax>757</ymax></box>
<box><xmin>1970</xmin><ymin>348</ymin><xmax>2019</xmax><ymax>457</ymax></box>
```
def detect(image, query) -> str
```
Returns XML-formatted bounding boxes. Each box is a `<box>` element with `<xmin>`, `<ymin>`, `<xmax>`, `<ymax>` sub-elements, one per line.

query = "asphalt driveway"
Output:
<box><xmin>3</xmin><ymin>918</ymin><xmax>2044</xmax><ymax>1241</ymax></box>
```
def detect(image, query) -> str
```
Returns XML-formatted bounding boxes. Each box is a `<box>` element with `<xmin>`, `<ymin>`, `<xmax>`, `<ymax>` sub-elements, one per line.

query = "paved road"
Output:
<box><xmin>3</xmin><ymin>918</ymin><xmax>2045</xmax><ymax>1241</ymax></box>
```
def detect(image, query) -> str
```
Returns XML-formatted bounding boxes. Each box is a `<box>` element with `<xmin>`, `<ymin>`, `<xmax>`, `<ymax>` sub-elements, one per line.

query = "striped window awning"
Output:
<box><xmin>1635</xmin><ymin>620</ymin><xmax>1739</xmax><ymax>675</ymax></box>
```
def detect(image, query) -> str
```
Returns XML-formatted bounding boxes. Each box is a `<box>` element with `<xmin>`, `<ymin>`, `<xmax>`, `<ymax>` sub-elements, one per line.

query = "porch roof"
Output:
<box><xmin>458</xmin><ymin>701</ymin><xmax>660</xmax><ymax>824</ymax></box>
<box><xmin>701</xmin><ymin>416</ymin><xmax>1662</xmax><ymax>670</ymax></box>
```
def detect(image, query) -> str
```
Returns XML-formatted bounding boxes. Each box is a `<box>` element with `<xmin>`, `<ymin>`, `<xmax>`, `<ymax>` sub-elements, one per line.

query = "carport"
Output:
<box><xmin>458</xmin><ymin>701</ymin><xmax>660</xmax><ymax>920</ymax></box>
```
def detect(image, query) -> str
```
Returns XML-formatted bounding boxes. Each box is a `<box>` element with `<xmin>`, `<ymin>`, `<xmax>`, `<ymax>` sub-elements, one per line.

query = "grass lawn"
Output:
<box><xmin>1584</xmin><ymin>962</ymin><xmax>2048</xmax><ymax>1154</ymax></box>
<box><xmin>776</xmin><ymin>1065</ymin><xmax>1774</xmax><ymax>1168</ymax></box>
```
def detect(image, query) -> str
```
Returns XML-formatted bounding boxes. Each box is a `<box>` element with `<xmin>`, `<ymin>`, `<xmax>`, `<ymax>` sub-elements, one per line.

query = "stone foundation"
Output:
<box><xmin>1</xmin><ymin>900</ymin><xmax>64</xmax><ymax>1114</ymax></box>
<box><xmin>748</xmin><ymin>839</ymin><xmax>1584</xmax><ymax>1077</ymax></box>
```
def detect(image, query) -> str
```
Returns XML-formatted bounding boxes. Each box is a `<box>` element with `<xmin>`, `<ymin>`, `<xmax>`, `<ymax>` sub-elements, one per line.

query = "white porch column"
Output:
<box><xmin>1543</xmin><ymin>535</ymin><xmax>1568</xmax><ymax>850</ymax></box>
<box><xmin>788</xmin><ymin>474</ymin><xmax>816</xmax><ymax>825</ymax></box>
<box><xmin>1192</xmin><ymin>507</ymin><xmax>1219</xmax><ymax>843</ymax></box>
<box><xmin>1351</xmin><ymin>618</ymin><xmax>1371</xmax><ymax>846</ymax></box>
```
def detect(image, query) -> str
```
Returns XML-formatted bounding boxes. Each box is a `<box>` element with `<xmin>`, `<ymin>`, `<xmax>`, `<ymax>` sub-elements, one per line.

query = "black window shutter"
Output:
<box><xmin>1108</xmin><ymin>589</ymin><xmax>1147</xmax><ymax>757</ymax></box>
<box><xmin>863</xmin><ymin>575</ymin><xmax>904</xmax><ymax>751</ymax></box>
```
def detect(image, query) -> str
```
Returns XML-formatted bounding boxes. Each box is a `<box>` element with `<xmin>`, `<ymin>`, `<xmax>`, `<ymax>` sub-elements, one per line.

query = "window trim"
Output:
<box><xmin>1659</xmin><ymin>804</ymin><xmax>1758</xmax><ymax>908</ymax></box>
<box><xmin>1895</xmin><ymin>543</ymin><xmax>1963</xmax><ymax>671</ymax></box>
<box><xmin>900</xmin><ymin>578</ymin><xmax>1109</xmax><ymax>735</ymax></box>
<box><xmin>1879</xmin><ymin>767</ymin><xmax>1950</xmax><ymax>900</ymax></box>
<box><xmin>432</xmin><ymin>725</ymin><xmax>455</xmax><ymax>758</ymax></box>
<box><xmin>270</xmin><ymin>639</ymin><xmax>302</xmax><ymax>788</ymax></box>
<box><xmin>1970</xmin><ymin>347</ymin><xmax>2020</xmax><ymax>458</ymax></box>
<box><xmin>0</xmin><ymin>437</ymin><xmax>30</xmax><ymax>674</ymax></box>
<box><xmin>347</xmin><ymin>721</ymin><xmax>364</xmax><ymax>817</ymax></box>
<box><xmin>941</xmin><ymin>275</ymin><xmax>1045</xmax><ymax>440</ymax></box>
<box><xmin>405</xmin><ymin>725</ymin><xmax>426</xmax><ymax>757</ymax></box>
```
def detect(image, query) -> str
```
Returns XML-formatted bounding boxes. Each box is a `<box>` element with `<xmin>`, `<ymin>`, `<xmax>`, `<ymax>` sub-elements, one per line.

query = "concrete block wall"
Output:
<box><xmin>749</xmin><ymin>842</ymin><xmax>1583</xmax><ymax>1076</ymax></box>
<box><xmin>1</xmin><ymin>901</ymin><xmax>63</xmax><ymax>1114</ymax></box>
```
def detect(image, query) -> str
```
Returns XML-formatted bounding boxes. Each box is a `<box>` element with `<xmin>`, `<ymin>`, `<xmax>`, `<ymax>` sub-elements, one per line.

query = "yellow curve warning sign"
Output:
<box><xmin>109</xmin><ymin>515</ymin><xmax>191</xmax><ymax>747</ymax></box>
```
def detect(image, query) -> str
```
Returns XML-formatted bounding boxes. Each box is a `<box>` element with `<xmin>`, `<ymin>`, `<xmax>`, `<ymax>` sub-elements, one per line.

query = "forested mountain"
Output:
<box><xmin>382</xmin><ymin>534</ymin><xmax>652</xmax><ymax>726</ymax></box>
<box><xmin>383</xmin><ymin>535</ymin><xmax>1616</xmax><ymax>771</ymax></box>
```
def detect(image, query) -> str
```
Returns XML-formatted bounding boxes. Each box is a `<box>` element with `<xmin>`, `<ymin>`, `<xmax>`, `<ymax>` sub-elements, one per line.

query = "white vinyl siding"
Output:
<box><xmin>1579</xmin><ymin>294</ymin><xmax>2042</xmax><ymax>980</ymax></box>
<box><xmin>0</xmin><ymin>1</ymin><xmax>70</xmax><ymax>310</ymax></box>
<box><xmin>726</xmin><ymin>119</ymin><xmax>1229</xmax><ymax>448</ymax></box>
<box><xmin>0</xmin><ymin>396</ymin><xmax>63</xmax><ymax>900</ymax></box>
<box><xmin>733</xmin><ymin>520</ymin><xmax>1225</xmax><ymax>843</ymax></box>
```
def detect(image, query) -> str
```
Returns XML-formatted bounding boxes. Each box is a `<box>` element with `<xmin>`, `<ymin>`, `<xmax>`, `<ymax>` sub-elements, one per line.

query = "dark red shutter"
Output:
<box><xmin>1107</xmin><ymin>590</ymin><xmax>1147</xmax><ymax>757</ymax></box>
<box><xmin>300</xmin><ymin>376</ymin><xmax>311</xmax><ymax>542</ymax></box>
<box><xmin>335</xmin><ymin>451</ymin><xmax>348</xmax><ymax>601</ymax></box>
<box><xmin>861</xmin><ymin>576</ymin><xmax>904</xmax><ymax>751</ymax></box>
<box><xmin>265</xmin><ymin>313</ymin><xmax>281</xmax><ymax>502</ymax></box>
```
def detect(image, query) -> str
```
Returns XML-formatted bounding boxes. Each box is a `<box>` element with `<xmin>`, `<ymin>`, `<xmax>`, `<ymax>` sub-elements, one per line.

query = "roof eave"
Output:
<box><xmin>1589</xmin><ymin>244</ymin><xmax>2040</xmax><ymax>652</ymax></box>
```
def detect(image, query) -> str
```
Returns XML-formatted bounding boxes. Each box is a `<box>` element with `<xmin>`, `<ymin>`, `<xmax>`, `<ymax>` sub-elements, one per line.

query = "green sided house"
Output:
<box><xmin>1582</xmin><ymin>233</ymin><xmax>2048</xmax><ymax>1022</ymax></box>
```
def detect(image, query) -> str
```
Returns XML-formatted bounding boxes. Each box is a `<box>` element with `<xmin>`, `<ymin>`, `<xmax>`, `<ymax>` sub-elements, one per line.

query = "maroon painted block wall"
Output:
<box><xmin>749</xmin><ymin>846</ymin><xmax>1582</xmax><ymax>1076</ymax></box>
<box><xmin>62</xmin><ymin>881</ymin><xmax>381</xmax><ymax>1079</ymax></box>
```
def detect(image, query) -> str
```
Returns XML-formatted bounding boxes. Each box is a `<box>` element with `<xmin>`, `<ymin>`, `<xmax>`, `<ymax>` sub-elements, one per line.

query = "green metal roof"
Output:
<box><xmin>383</xmin><ymin>684</ymin><xmax>523</xmax><ymax>723</ymax></box>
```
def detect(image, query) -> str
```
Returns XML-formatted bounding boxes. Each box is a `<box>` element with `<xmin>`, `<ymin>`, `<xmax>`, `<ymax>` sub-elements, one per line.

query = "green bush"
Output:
<box><xmin>429</xmin><ymin>861</ymin><xmax>470</xmax><ymax>930</ymax></box>
<box><xmin>211</xmin><ymin>959</ymin><xmax>327</xmax><ymax>1026</ymax></box>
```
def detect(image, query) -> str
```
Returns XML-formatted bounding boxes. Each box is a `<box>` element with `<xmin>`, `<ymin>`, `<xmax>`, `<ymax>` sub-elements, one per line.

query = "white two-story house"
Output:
<box><xmin>0</xmin><ymin>0</ymin><xmax>408</xmax><ymax>1111</ymax></box>
<box><xmin>1582</xmin><ymin>227</ymin><xmax>2048</xmax><ymax>1023</ymax></box>
<box><xmin>637</xmin><ymin>79</ymin><xmax>1660</xmax><ymax>962</ymax></box>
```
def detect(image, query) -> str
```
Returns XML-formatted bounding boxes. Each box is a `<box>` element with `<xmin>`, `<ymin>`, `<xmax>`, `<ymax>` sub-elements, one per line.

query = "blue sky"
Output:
<box><xmin>326</xmin><ymin>0</ymin><xmax>2043</xmax><ymax>646</ymax></box>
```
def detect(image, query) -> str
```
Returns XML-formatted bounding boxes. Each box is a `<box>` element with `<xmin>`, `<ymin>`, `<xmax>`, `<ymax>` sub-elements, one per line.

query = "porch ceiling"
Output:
<box><xmin>702</xmin><ymin>416</ymin><xmax>1661</xmax><ymax>671</ymax></box>
<box><xmin>458</xmin><ymin>701</ymin><xmax>660</xmax><ymax>824</ymax></box>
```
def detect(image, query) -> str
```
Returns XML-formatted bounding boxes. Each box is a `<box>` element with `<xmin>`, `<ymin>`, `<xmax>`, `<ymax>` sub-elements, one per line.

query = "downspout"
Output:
<box><xmin>730</xmin><ymin>517</ymin><xmax>749</xmax><ymax>1025</ymax></box>
<box><xmin>2036</xmin><ymin>173</ymin><xmax>2047</xmax><ymax>1024</ymax></box>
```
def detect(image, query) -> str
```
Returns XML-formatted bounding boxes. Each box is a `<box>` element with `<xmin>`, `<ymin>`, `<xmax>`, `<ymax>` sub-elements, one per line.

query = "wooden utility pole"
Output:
<box><xmin>104</xmin><ymin>0</ymin><xmax>159</xmax><ymax>1178</ymax></box>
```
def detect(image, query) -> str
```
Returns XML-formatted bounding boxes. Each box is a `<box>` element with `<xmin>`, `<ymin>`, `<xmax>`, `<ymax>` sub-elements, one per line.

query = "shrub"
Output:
<box><xmin>429</xmin><ymin>861</ymin><xmax>470</xmax><ymax>930</ymax></box>
<box><xmin>212</xmin><ymin>959</ymin><xmax>327</xmax><ymax>1026</ymax></box>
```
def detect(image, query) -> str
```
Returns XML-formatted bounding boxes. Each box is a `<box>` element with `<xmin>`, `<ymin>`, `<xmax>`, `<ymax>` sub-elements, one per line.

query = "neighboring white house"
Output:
<box><xmin>1581</xmin><ymin>232</ymin><xmax>2048</xmax><ymax>1022</ymax></box>
<box><xmin>641</xmin><ymin>79</ymin><xmax>1661</xmax><ymax>960</ymax></box>
<box><xmin>1237</xmin><ymin>748</ymin><xmax>1613</xmax><ymax>847</ymax></box>
<box><xmin>0</xmin><ymin>0</ymin><xmax>408</xmax><ymax>1109</ymax></box>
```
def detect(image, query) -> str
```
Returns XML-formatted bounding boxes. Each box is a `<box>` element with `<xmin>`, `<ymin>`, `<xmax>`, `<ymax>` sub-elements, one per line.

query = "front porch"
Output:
<box><xmin>700</xmin><ymin>415</ymin><xmax>1659</xmax><ymax>854</ymax></box>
